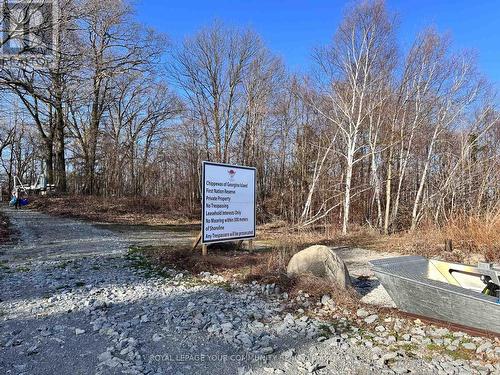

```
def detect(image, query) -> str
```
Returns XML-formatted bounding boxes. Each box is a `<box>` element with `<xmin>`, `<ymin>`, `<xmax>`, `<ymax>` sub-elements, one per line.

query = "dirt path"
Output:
<box><xmin>0</xmin><ymin>207</ymin><xmax>497</xmax><ymax>375</ymax></box>
<box><xmin>0</xmin><ymin>207</ymin><xmax>253</xmax><ymax>375</ymax></box>
<box><xmin>0</xmin><ymin>208</ymin><xmax>128</xmax><ymax>264</ymax></box>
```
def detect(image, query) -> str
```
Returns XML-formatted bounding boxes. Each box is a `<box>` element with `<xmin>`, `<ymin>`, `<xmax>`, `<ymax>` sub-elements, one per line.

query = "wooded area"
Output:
<box><xmin>0</xmin><ymin>0</ymin><xmax>498</xmax><ymax>236</ymax></box>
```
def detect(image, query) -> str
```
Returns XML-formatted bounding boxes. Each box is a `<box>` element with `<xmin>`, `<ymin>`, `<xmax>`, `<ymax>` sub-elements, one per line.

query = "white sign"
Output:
<box><xmin>202</xmin><ymin>161</ymin><xmax>256</xmax><ymax>244</ymax></box>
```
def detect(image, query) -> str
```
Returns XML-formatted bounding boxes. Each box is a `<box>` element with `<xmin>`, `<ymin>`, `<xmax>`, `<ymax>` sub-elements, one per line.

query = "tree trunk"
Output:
<box><xmin>44</xmin><ymin>139</ymin><xmax>54</xmax><ymax>185</ymax></box>
<box><xmin>342</xmin><ymin>146</ymin><xmax>354</xmax><ymax>235</ymax></box>
<box><xmin>53</xmin><ymin>74</ymin><xmax>67</xmax><ymax>192</ymax></box>
<box><xmin>383</xmin><ymin>135</ymin><xmax>394</xmax><ymax>234</ymax></box>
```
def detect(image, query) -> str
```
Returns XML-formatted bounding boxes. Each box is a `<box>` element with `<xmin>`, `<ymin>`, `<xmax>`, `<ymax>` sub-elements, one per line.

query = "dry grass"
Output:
<box><xmin>364</xmin><ymin>215</ymin><xmax>500</xmax><ymax>263</ymax></box>
<box><xmin>151</xmin><ymin>244</ymin><xmax>268</xmax><ymax>275</ymax></box>
<box><xmin>259</xmin><ymin>216</ymin><xmax>500</xmax><ymax>264</ymax></box>
<box><xmin>140</xmin><ymin>239</ymin><xmax>361</xmax><ymax>309</ymax></box>
<box><xmin>287</xmin><ymin>274</ymin><xmax>361</xmax><ymax>309</ymax></box>
<box><xmin>441</xmin><ymin>214</ymin><xmax>500</xmax><ymax>262</ymax></box>
<box><xmin>0</xmin><ymin>210</ymin><xmax>11</xmax><ymax>244</ymax></box>
<box><xmin>30</xmin><ymin>195</ymin><xmax>198</xmax><ymax>225</ymax></box>
<box><xmin>30</xmin><ymin>194</ymin><xmax>499</xmax><ymax>264</ymax></box>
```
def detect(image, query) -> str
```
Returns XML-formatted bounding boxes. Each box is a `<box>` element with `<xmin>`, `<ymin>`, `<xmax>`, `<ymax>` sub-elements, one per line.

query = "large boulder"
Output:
<box><xmin>286</xmin><ymin>245</ymin><xmax>352</xmax><ymax>289</ymax></box>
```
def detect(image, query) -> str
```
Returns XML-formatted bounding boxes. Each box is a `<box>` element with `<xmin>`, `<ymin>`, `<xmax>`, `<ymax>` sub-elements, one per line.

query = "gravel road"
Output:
<box><xmin>0</xmin><ymin>207</ymin><xmax>498</xmax><ymax>375</ymax></box>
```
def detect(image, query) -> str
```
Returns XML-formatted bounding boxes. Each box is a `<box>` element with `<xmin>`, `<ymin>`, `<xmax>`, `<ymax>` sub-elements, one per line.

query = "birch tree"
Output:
<box><xmin>409</xmin><ymin>42</ymin><xmax>482</xmax><ymax>230</ymax></box>
<box><xmin>311</xmin><ymin>0</ymin><xmax>396</xmax><ymax>234</ymax></box>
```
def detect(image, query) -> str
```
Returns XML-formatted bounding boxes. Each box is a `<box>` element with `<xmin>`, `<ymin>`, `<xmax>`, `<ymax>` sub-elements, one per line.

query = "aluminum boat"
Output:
<box><xmin>369</xmin><ymin>256</ymin><xmax>500</xmax><ymax>334</ymax></box>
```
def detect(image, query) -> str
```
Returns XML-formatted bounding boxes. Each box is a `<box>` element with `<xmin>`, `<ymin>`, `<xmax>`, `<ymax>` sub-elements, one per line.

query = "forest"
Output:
<box><xmin>0</xmin><ymin>0</ymin><xmax>498</xmax><ymax>251</ymax></box>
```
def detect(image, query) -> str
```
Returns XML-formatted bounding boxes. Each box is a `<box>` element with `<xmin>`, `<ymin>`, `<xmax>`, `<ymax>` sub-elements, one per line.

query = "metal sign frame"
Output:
<box><xmin>201</xmin><ymin>161</ymin><xmax>256</xmax><ymax>244</ymax></box>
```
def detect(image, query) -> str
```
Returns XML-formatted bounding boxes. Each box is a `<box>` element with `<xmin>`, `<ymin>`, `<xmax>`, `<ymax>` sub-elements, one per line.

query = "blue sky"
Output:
<box><xmin>136</xmin><ymin>0</ymin><xmax>500</xmax><ymax>86</ymax></box>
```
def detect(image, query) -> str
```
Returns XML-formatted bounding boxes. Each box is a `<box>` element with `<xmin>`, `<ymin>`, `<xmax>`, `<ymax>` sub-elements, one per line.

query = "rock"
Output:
<box><xmin>432</xmin><ymin>338</ymin><xmax>443</xmax><ymax>346</ymax></box>
<box><xmin>281</xmin><ymin>348</ymin><xmax>296</xmax><ymax>359</ymax></box>
<box><xmin>410</xmin><ymin>327</ymin><xmax>425</xmax><ymax>336</ymax></box>
<box><xmin>431</xmin><ymin>328</ymin><xmax>449</xmax><ymax>337</ymax></box>
<box><xmin>98</xmin><ymin>351</ymin><xmax>113</xmax><ymax>362</ymax></box>
<box><xmin>393</xmin><ymin>320</ymin><xmax>404</xmax><ymax>332</ymax></box>
<box><xmin>377</xmin><ymin>352</ymin><xmax>397</xmax><ymax>367</ymax></box>
<box><xmin>286</xmin><ymin>245</ymin><xmax>352</xmax><ymax>289</ymax></box>
<box><xmin>40</xmin><ymin>330</ymin><xmax>51</xmax><ymax>337</ymax></box>
<box><xmin>120</xmin><ymin>346</ymin><xmax>131</xmax><ymax>355</ymax></box>
<box><xmin>462</xmin><ymin>342</ymin><xmax>476</xmax><ymax>351</ymax></box>
<box><xmin>356</xmin><ymin>308</ymin><xmax>370</xmax><ymax>318</ymax></box>
<box><xmin>320</xmin><ymin>295</ymin><xmax>331</xmax><ymax>305</ymax></box>
<box><xmin>221</xmin><ymin>322</ymin><xmax>233</xmax><ymax>333</ymax></box>
<box><xmin>476</xmin><ymin>342</ymin><xmax>492</xmax><ymax>353</ymax></box>
<box><xmin>152</xmin><ymin>333</ymin><xmax>163</xmax><ymax>342</ymax></box>
<box><xmin>284</xmin><ymin>313</ymin><xmax>295</xmax><ymax>324</ymax></box>
<box><xmin>14</xmin><ymin>364</ymin><xmax>27</xmax><ymax>371</ymax></box>
<box><xmin>386</xmin><ymin>336</ymin><xmax>397</xmax><ymax>345</ymax></box>
<box><xmin>392</xmin><ymin>367</ymin><xmax>410</xmax><ymax>374</ymax></box>
<box><xmin>75</xmin><ymin>328</ymin><xmax>85</xmax><ymax>335</ymax></box>
<box><xmin>8</xmin><ymin>338</ymin><xmax>23</xmax><ymax>346</ymax></box>
<box><xmin>92</xmin><ymin>300</ymin><xmax>107</xmax><ymax>310</ymax></box>
<box><xmin>54</xmin><ymin>325</ymin><xmax>65</xmax><ymax>332</ymax></box>
<box><xmin>238</xmin><ymin>333</ymin><xmax>253</xmax><ymax>347</ymax></box>
<box><xmin>364</xmin><ymin>315</ymin><xmax>378</xmax><ymax>324</ymax></box>
<box><xmin>261</xmin><ymin>346</ymin><xmax>274</xmax><ymax>354</ymax></box>
<box><xmin>102</xmin><ymin>358</ymin><xmax>120</xmax><ymax>368</ymax></box>
<box><xmin>253</xmin><ymin>321</ymin><xmax>265</xmax><ymax>329</ymax></box>
<box><xmin>307</xmin><ymin>363</ymin><xmax>323</xmax><ymax>373</ymax></box>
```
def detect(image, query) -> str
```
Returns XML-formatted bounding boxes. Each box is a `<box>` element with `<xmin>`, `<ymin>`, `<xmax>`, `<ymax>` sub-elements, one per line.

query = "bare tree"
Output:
<box><xmin>69</xmin><ymin>0</ymin><xmax>166</xmax><ymax>193</ymax></box>
<box><xmin>169</xmin><ymin>22</ymin><xmax>277</xmax><ymax>163</ymax></box>
<box><xmin>310</xmin><ymin>0</ymin><xmax>396</xmax><ymax>234</ymax></box>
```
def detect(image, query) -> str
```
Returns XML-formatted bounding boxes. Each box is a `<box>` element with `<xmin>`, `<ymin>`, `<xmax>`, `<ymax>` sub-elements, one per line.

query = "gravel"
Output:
<box><xmin>364</xmin><ymin>314</ymin><xmax>379</xmax><ymax>324</ymax></box>
<box><xmin>1</xmin><ymin>207</ymin><xmax>499</xmax><ymax>375</ymax></box>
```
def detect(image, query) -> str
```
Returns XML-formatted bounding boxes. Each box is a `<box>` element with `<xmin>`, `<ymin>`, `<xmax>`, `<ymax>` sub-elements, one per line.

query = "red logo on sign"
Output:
<box><xmin>228</xmin><ymin>169</ymin><xmax>236</xmax><ymax>180</ymax></box>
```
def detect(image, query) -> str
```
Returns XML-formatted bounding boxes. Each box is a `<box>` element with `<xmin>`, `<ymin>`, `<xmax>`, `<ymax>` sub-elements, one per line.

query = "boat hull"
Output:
<box><xmin>370</xmin><ymin>256</ymin><xmax>500</xmax><ymax>334</ymax></box>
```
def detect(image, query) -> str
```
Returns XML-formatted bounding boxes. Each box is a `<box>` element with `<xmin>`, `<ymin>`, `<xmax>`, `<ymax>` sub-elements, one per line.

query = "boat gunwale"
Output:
<box><xmin>371</xmin><ymin>265</ymin><xmax>500</xmax><ymax>306</ymax></box>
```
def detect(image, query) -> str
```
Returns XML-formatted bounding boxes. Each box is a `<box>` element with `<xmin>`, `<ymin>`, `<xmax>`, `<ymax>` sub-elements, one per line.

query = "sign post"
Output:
<box><xmin>196</xmin><ymin>161</ymin><xmax>256</xmax><ymax>256</ymax></box>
